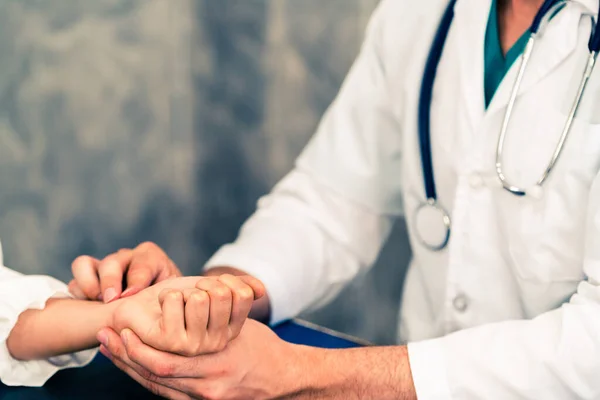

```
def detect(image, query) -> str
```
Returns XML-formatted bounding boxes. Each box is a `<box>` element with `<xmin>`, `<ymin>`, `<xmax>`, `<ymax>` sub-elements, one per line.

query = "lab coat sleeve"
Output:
<box><xmin>204</xmin><ymin>0</ymin><xmax>403</xmax><ymax>324</ymax></box>
<box><xmin>204</xmin><ymin>170</ymin><xmax>394</xmax><ymax>324</ymax></box>
<box><xmin>0</xmin><ymin>244</ymin><xmax>97</xmax><ymax>387</ymax></box>
<box><xmin>407</xmin><ymin>175</ymin><xmax>600</xmax><ymax>400</ymax></box>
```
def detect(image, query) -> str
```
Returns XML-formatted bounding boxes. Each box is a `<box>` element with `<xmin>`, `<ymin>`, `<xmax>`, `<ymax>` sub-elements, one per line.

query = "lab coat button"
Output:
<box><xmin>468</xmin><ymin>173</ymin><xmax>484</xmax><ymax>189</ymax></box>
<box><xmin>453</xmin><ymin>294</ymin><xmax>468</xmax><ymax>312</ymax></box>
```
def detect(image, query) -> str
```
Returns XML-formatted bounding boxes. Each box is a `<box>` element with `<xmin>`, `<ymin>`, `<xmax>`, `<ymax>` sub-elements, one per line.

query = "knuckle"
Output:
<box><xmin>159</xmin><ymin>288</ymin><xmax>175</xmax><ymax>298</ymax></box>
<box><xmin>160</xmin><ymin>288</ymin><xmax>182</xmax><ymax>300</ymax></box>
<box><xmin>167</xmin><ymin>291</ymin><xmax>183</xmax><ymax>301</ymax></box>
<box><xmin>71</xmin><ymin>256</ymin><xmax>90</xmax><ymax>271</ymax></box>
<box><xmin>100</xmin><ymin>268</ymin><xmax>121</xmax><ymax>280</ymax></box>
<box><xmin>127</xmin><ymin>269</ymin><xmax>151</xmax><ymax>282</ymax></box>
<box><xmin>116</xmin><ymin>248</ymin><xmax>131</xmax><ymax>256</ymax></box>
<box><xmin>99</xmin><ymin>256</ymin><xmax>120</xmax><ymax>271</ymax></box>
<box><xmin>138</xmin><ymin>367</ymin><xmax>155</xmax><ymax>381</ymax></box>
<box><xmin>211</xmin><ymin>285</ymin><xmax>231</xmax><ymax>300</ymax></box>
<box><xmin>150</xmin><ymin>360</ymin><xmax>174</xmax><ymax>378</ymax></box>
<box><xmin>100</xmin><ymin>253</ymin><xmax>116</xmax><ymax>263</ymax></box>
<box><xmin>190</xmin><ymin>291</ymin><xmax>208</xmax><ymax>304</ymax></box>
<box><xmin>125</xmin><ymin>345</ymin><xmax>138</xmax><ymax>361</ymax></box>
<box><xmin>138</xmin><ymin>241</ymin><xmax>158</xmax><ymax>252</ymax></box>
<box><xmin>237</xmin><ymin>287</ymin><xmax>254</xmax><ymax>302</ymax></box>
<box><xmin>112</xmin><ymin>344</ymin><xmax>127</xmax><ymax>360</ymax></box>
<box><xmin>218</xmin><ymin>273</ymin><xmax>236</xmax><ymax>282</ymax></box>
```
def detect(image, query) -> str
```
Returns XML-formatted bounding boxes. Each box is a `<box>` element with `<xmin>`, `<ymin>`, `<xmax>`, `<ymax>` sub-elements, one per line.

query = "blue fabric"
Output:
<box><xmin>274</xmin><ymin>320</ymin><xmax>364</xmax><ymax>349</ymax></box>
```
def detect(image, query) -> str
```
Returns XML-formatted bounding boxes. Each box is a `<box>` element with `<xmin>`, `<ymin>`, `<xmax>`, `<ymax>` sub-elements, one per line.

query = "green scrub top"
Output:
<box><xmin>484</xmin><ymin>0</ymin><xmax>530</xmax><ymax>108</ymax></box>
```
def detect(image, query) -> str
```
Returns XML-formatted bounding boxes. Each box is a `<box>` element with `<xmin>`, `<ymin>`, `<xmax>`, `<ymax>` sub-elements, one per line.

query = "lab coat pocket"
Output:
<box><xmin>508</xmin><ymin>119</ymin><xmax>600</xmax><ymax>283</ymax></box>
<box><xmin>509</xmin><ymin>198</ymin><xmax>586</xmax><ymax>283</ymax></box>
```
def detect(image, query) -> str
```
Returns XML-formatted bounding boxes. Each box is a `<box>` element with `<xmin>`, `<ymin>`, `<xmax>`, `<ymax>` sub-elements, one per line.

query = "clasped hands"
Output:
<box><xmin>67</xmin><ymin>243</ymin><xmax>305</xmax><ymax>400</ymax></box>
<box><xmin>105</xmin><ymin>274</ymin><xmax>265</xmax><ymax>356</ymax></box>
<box><xmin>98</xmin><ymin>275</ymin><xmax>285</xmax><ymax>400</ymax></box>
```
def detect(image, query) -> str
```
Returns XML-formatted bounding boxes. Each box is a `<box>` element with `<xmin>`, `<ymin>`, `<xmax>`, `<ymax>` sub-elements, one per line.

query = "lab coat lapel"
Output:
<box><xmin>452</xmin><ymin>0</ymin><xmax>491</xmax><ymax>132</ymax></box>
<box><xmin>486</xmin><ymin>7</ymin><xmax>580</xmax><ymax>116</ymax></box>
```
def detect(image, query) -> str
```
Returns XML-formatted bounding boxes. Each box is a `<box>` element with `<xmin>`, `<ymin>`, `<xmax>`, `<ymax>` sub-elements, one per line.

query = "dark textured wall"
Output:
<box><xmin>0</xmin><ymin>0</ymin><xmax>411</xmax><ymax>344</ymax></box>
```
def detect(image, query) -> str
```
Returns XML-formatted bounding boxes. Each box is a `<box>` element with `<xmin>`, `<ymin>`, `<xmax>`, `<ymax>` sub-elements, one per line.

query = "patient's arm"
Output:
<box><xmin>6</xmin><ymin>298</ymin><xmax>119</xmax><ymax>361</ymax></box>
<box><xmin>8</xmin><ymin>273</ymin><xmax>262</xmax><ymax>362</ymax></box>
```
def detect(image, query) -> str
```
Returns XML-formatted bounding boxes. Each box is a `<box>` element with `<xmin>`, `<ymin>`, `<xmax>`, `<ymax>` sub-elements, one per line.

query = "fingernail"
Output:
<box><xmin>122</xmin><ymin>287</ymin><xmax>136</xmax><ymax>297</ymax></box>
<box><xmin>121</xmin><ymin>330</ymin><xmax>129</xmax><ymax>346</ymax></box>
<box><xmin>97</xmin><ymin>294</ymin><xmax>103</xmax><ymax>301</ymax></box>
<box><xmin>104</xmin><ymin>288</ymin><xmax>117</xmax><ymax>303</ymax></box>
<box><xmin>97</xmin><ymin>331</ymin><xmax>109</xmax><ymax>347</ymax></box>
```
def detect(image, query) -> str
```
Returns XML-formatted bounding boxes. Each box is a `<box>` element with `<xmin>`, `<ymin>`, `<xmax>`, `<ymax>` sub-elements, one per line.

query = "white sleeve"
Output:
<box><xmin>205</xmin><ymin>170</ymin><xmax>394</xmax><ymax>324</ymax></box>
<box><xmin>205</xmin><ymin>0</ymin><xmax>404</xmax><ymax>324</ymax></box>
<box><xmin>0</xmin><ymin>244</ymin><xmax>97</xmax><ymax>387</ymax></box>
<box><xmin>407</xmin><ymin>174</ymin><xmax>600</xmax><ymax>400</ymax></box>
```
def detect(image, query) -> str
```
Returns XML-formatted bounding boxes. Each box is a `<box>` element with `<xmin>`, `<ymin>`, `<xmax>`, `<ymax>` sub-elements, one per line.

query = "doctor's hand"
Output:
<box><xmin>98</xmin><ymin>309</ymin><xmax>303</xmax><ymax>400</ymax></box>
<box><xmin>109</xmin><ymin>275</ymin><xmax>266</xmax><ymax>355</ymax></box>
<box><xmin>68</xmin><ymin>242</ymin><xmax>182</xmax><ymax>303</ymax></box>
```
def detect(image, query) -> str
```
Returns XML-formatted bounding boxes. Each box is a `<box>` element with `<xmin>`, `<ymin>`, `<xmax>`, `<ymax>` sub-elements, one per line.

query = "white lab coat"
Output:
<box><xmin>0</xmin><ymin>242</ymin><xmax>97</xmax><ymax>387</ymax></box>
<box><xmin>206</xmin><ymin>0</ymin><xmax>600</xmax><ymax>398</ymax></box>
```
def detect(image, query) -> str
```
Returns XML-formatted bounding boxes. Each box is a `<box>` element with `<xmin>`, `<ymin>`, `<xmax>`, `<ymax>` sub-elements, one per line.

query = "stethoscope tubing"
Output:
<box><xmin>415</xmin><ymin>0</ymin><xmax>600</xmax><ymax>251</ymax></box>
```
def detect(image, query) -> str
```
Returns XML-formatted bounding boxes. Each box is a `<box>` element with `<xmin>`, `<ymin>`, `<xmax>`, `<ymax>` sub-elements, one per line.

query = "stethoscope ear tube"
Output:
<box><xmin>417</xmin><ymin>0</ymin><xmax>457</xmax><ymax>202</ymax></box>
<box><xmin>531</xmin><ymin>0</ymin><xmax>563</xmax><ymax>33</ymax></box>
<box><xmin>589</xmin><ymin>17</ymin><xmax>600</xmax><ymax>52</ymax></box>
<box><xmin>415</xmin><ymin>0</ymin><xmax>457</xmax><ymax>251</ymax></box>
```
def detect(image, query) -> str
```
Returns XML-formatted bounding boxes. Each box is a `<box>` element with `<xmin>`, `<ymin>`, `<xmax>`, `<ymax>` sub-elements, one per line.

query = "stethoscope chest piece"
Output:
<box><xmin>413</xmin><ymin>199</ymin><xmax>451</xmax><ymax>251</ymax></box>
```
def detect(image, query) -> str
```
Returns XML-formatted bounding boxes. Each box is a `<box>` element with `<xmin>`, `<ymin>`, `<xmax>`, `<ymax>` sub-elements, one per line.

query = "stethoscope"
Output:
<box><xmin>414</xmin><ymin>0</ymin><xmax>600</xmax><ymax>251</ymax></box>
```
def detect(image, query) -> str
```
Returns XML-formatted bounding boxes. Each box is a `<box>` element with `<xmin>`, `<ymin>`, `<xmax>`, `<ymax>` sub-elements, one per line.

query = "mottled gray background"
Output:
<box><xmin>0</xmin><ymin>0</ymin><xmax>411</xmax><ymax>344</ymax></box>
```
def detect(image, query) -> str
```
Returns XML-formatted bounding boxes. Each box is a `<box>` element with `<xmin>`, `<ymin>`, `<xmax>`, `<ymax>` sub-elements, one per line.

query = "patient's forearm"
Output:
<box><xmin>6</xmin><ymin>298</ymin><xmax>119</xmax><ymax>361</ymax></box>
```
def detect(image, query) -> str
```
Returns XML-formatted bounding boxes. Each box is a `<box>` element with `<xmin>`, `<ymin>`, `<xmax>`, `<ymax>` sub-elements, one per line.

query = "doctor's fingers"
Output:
<box><xmin>99</xmin><ymin>342</ymin><xmax>192</xmax><ymax>400</ymax></box>
<box><xmin>147</xmin><ymin>289</ymin><xmax>209</xmax><ymax>357</ymax></box>
<box><xmin>196</xmin><ymin>275</ymin><xmax>265</xmax><ymax>332</ymax></box>
<box><xmin>124</xmin><ymin>242</ymin><xmax>182</xmax><ymax>298</ymax></box>
<box><xmin>100</xmin><ymin>328</ymin><xmax>212</xmax><ymax>394</ymax></box>
<box><xmin>103</xmin><ymin>352</ymin><xmax>191</xmax><ymax>400</ymax></box>
<box><xmin>71</xmin><ymin>251</ymin><xmax>133</xmax><ymax>302</ymax></box>
<box><xmin>216</xmin><ymin>274</ymin><xmax>261</xmax><ymax>340</ymax></box>
<box><xmin>70</xmin><ymin>256</ymin><xmax>102</xmax><ymax>300</ymax></box>
<box><xmin>158</xmin><ymin>290</ymin><xmax>188</xmax><ymax>350</ymax></box>
<box><xmin>67</xmin><ymin>279</ymin><xmax>87</xmax><ymax>299</ymax></box>
<box><xmin>97</xmin><ymin>249</ymin><xmax>135</xmax><ymax>303</ymax></box>
<box><xmin>182</xmin><ymin>289</ymin><xmax>210</xmax><ymax>352</ymax></box>
<box><xmin>158</xmin><ymin>288</ymin><xmax>213</xmax><ymax>356</ymax></box>
<box><xmin>194</xmin><ymin>279</ymin><xmax>233</xmax><ymax>340</ymax></box>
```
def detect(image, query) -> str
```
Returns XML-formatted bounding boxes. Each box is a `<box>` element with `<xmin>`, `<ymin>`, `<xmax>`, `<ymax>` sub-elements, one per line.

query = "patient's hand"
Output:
<box><xmin>108</xmin><ymin>274</ymin><xmax>265</xmax><ymax>356</ymax></box>
<box><xmin>110</xmin><ymin>277</ymin><xmax>199</xmax><ymax>350</ymax></box>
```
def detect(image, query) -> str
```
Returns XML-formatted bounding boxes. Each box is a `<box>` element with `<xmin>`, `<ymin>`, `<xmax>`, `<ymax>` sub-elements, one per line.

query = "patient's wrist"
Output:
<box><xmin>99</xmin><ymin>298</ymin><xmax>121</xmax><ymax>330</ymax></box>
<box><xmin>7</xmin><ymin>297</ymin><xmax>120</xmax><ymax>360</ymax></box>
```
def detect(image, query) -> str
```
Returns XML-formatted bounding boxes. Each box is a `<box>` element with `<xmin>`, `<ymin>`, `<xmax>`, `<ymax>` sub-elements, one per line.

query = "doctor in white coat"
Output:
<box><xmin>72</xmin><ymin>0</ymin><xmax>600</xmax><ymax>398</ymax></box>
